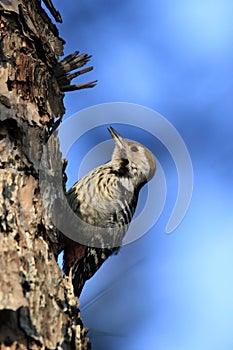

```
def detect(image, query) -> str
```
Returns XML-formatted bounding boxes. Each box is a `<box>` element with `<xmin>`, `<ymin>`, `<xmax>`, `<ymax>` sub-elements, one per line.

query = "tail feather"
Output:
<box><xmin>65</xmin><ymin>246</ymin><xmax>120</xmax><ymax>297</ymax></box>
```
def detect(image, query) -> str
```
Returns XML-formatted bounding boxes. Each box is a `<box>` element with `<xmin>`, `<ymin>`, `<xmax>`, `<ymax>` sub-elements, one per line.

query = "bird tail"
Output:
<box><xmin>70</xmin><ymin>246</ymin><xmax>120</xmax><ymax>297</ymax></box>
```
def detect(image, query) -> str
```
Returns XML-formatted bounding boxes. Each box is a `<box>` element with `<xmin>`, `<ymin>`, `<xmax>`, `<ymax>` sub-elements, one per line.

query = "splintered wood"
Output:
<box><xmin>0</xmin><ymin>0</ymin><xmax>93</xmax><ymax>349</ymax></box>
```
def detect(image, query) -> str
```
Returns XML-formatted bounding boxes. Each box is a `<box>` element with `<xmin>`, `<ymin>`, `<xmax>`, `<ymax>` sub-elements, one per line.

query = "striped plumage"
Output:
<box><xmin>63</xmin><ymin>127</ymin><xmax>156</xmax><ymax>296</ymax></box>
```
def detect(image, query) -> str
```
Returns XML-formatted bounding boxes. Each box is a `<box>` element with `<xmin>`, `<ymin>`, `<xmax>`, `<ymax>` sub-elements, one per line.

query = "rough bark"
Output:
<box><xmin>0</xmin><ymin>1</ymin><xmax>94</xmax><ymax>349</ymax></box>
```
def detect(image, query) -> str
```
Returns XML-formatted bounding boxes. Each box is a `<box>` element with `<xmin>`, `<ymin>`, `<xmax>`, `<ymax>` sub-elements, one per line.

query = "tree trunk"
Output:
<box><xmin>0</xmin><ymin>1</ymin><xmax>95</xmax><ymax>349</ymax></box>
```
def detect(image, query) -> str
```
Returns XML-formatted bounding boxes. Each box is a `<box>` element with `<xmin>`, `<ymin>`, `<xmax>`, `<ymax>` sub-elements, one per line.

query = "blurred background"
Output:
<box><xmin>51</xmin><ymin>1</ymin><xmax>233</xmax><ymax>349</ymax></box>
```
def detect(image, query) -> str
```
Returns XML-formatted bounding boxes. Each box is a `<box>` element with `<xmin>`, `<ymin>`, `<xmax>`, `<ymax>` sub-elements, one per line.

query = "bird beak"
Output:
<box><xmin>107</xmin><ymin>126</ymin><xmax>124</xmax><ymax>146</ymax></box>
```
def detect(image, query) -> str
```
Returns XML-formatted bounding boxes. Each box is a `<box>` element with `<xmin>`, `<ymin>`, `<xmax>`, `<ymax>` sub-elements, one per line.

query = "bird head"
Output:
<box><xmin>108</xmin><ymin>126</ymin><xmax>156</xmax><ymax>183</ymax></box>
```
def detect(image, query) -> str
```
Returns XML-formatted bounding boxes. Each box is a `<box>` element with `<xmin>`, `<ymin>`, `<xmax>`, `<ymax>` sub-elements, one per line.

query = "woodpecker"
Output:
<box><xmin>63</xmin><ymin>127</ymin><xmax>156</xmax><ymax>296</ymax></box>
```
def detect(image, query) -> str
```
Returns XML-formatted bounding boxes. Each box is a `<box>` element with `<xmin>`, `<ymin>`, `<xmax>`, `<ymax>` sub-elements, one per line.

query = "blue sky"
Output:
<box><xmin>52</xmin><ymin>1</ymin><xmax>233</xmax><ymax>349</ymax></box>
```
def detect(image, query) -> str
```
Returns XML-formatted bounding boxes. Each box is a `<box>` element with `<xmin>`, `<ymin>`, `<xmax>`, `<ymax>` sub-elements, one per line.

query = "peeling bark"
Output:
<box><xmin>0</xmin><ymin>1</ymin><xmax>93</xmax><ymax>349</ymax></box>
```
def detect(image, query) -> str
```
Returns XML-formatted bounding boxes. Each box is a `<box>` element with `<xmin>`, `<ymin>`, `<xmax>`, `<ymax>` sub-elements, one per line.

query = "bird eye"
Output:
<box><xmin>131</xmin><ymin>146</ymin><xmax>139</xmax><ymax>152</ymax></box>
